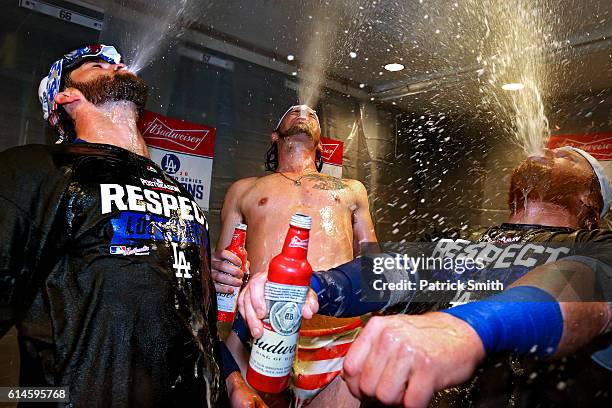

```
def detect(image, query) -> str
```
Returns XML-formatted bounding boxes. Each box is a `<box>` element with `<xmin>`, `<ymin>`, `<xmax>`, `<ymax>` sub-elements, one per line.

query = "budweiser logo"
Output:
<box><xmin>558</xmin><ymin>137</ymin><xmax>612</xmax><ymax>160</ymax></box>
<box><xmin>252</xmin><ymin>338</ymin><xmax>297</xmax><ymax>355</ymax></box>
<box><xmin>142</xmin><ymin>117</ymin><xmax>209</xmax><ymax>151</ymax></box>
<box><xmin>320</xmin><ymin>142</ymin><xmax>340</xmax><ymax>161</ymax></box>
<box><xmin>288</xmin><ymin>236</ymin><xmax>309</xmax><ymax>249</ymax></box>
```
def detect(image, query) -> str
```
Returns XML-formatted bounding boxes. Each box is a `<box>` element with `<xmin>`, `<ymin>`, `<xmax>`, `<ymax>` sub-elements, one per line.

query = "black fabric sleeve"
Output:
<box><xmin>0</xmin><ymin>196</ymin><xmax>40</xmax><ymax>336</ymax></box>
<box><xmin>218</xmin><ymin>340</ymin><xmax>240</xmax><ymax>379</ymax></box>
<box><xmin>0</xmin><ymin>145</ymin><xmax>66</xmax><ymax>338</ymax></box>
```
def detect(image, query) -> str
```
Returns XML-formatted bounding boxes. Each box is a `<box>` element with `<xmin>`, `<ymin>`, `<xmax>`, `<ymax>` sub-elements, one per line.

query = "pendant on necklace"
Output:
<box><xmin>294</xmin><ymin>181</ymin><xmax>301</xmax><ymax>186</ymax></box>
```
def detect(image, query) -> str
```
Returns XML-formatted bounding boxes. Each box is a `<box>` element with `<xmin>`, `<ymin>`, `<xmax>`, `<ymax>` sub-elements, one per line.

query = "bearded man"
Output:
<box><xmin>0</xmin><ymin>45</ymin><xmax>264</xmax><ymax>407</ymax></box>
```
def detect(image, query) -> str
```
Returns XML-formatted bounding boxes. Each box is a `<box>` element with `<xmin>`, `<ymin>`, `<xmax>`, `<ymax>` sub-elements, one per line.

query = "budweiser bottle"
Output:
<box><xmin>217</xmin><ymin>223</ymin><xmax>248</xmax><ymax>323</ymax></box>
<box><xmin>247</xmin><ymin>213</ymin><xmax>313</xmax><ymax>393</ymax></box>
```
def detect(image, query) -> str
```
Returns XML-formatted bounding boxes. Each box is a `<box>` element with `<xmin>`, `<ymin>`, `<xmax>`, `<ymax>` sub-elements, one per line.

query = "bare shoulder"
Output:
<box><xmin>224</xmin><ymin>177</ymin><xmax>259</xmax><ymax>204</ymax></box>
<box><xmin>342</xmin><ymin>178</ymin><xmax>368</xmax><ymax>196</ymax></box>
<box><xmin>228</xmin><ymin>176</ymin><xmax>259</xmax><ymax>194</ymax></box>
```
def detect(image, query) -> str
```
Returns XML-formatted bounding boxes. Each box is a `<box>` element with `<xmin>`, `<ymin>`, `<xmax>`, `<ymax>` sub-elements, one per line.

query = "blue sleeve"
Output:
<box><xmin>218</xmin><ymin>340</ymin><xmax>240</xmax><ymax>379</ymax></box>
<box><xmin>443</xmin><ymin>286</ymin><xmax>564</xmax><ymax>357</ymax></box>
<box><xmin>313</xmin><ymin>255</ymin><xmax>404</xmax><ymax>317</ymax></box>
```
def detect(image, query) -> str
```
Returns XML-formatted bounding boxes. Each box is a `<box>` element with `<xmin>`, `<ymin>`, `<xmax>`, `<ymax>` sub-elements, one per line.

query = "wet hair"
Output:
<box><xmin>265</xmin><ymin>142</ymin><xmax>323</xmax><ymax>172</ymax></box>
<box><xmin>508</xmin><ymin>159</ymin><xmax>603</xmax><ymax>229</ymax></box>
<box><xmin>56</xmin><ymin>70</ymin><xmax>78</xmax><ymax>140</ymax></box>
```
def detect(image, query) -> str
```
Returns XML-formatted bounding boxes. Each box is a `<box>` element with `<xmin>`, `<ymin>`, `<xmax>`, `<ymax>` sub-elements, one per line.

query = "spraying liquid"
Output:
<box><xmin>101</xmin><ymin>0</ymin><xmax>200</xmax><ymax>74</ymax></box>
<box><xmin>464</xmin><ymin>0</ymin><xmax>558</xmax><ymax>156</ymax></box>
<box><xmin>297</xmin><ymin>9</ymin><xmax>336</xmax><ymax>108</ymax></box>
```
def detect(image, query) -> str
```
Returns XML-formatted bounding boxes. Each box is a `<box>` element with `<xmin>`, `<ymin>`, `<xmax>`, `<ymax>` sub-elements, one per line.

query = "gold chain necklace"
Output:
<box><xmin>275</xmin><ymin>170</ymin><xmax>318</xmax><ymax>186</ymax></box>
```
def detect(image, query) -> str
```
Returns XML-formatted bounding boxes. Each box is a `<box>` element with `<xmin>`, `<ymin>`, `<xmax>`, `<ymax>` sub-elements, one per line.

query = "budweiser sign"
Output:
<box><xmin>548</xmin><ymin>132</ymin><xmax>612</xmax><ymax>161</ymax></box>
<box><xmin>320</xmin><ymin>142</ymin><xmax>340</xmax><ymax>161</ymax></box>
<box><xmin>139</xmin><ymin>110</ymin><xmax>216</xmax><ymax>158</ymax></box>
<box><xmin>143</xmin><ymin>118</ymin><xmax>209</xmax><ymax>151</ymax></box>
<box><xmin>320</xmin><ymin>136</ymin><xmax>343</xmax><ymax>166</ymax></box>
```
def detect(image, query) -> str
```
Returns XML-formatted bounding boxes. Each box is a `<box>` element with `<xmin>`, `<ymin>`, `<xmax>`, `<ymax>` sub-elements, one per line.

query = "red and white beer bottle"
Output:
<box><xmin>247</xmin><ymin>213</ymin><xmax>313</xmax><ymax>393</ymax></box>
<box><xmin>217</xmin><ymin>223</ymin><xmax>248</xmax><ymax>323</ymax></box>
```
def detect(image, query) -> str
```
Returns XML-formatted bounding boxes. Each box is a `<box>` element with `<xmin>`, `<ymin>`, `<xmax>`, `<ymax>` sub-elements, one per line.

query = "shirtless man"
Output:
<box><xmin>212</xmin><ymin>105</ymin><xmax>378</xmax><ymax>406</ymax></box>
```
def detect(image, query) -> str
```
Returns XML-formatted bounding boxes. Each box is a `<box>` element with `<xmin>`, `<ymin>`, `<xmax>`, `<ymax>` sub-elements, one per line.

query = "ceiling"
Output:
<box><xmin>79</xmin><ymin>0</ymin><xmax>612</xmax><ymax>112</ymax></box>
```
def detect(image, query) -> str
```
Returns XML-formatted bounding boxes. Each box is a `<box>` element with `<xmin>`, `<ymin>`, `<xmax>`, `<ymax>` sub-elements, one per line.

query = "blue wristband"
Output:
<box><xmin>443</xmin><ymin>286</ymin><xmax>563</xmax><ymax>357</ymax></box>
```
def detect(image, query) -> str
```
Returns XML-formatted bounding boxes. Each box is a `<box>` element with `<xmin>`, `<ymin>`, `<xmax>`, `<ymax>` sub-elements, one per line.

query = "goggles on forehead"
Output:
<box><xmin>275</xmin><ymin>105</ymin><xmax>320</xmax><ymax>131</ymax></box>
<box><xmin>38</xmin><ymin>44</ymin><xmax>122</xmax><ymax>142</ymax></box>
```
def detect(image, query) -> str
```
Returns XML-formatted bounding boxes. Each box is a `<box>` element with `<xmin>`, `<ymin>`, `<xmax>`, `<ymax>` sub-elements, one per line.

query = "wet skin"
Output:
<box><xmin>529</xmin><ymin>147</ymin><xmax>593</xmax><ymax>175</ymax></box>
<box><xmin>213</xmin><ymin>106</ymin><xmax>377</xmax><ymax>330</ymax></box>
<box><xmin>69</xmin><ymin>59</ymin><xmax>132</xmax><ymax>83</ymax></box>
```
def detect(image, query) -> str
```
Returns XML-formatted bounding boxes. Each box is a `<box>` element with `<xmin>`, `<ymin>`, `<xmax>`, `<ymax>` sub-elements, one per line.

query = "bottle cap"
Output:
<box><xmin>235</xmin><ymin>223</ymin><xmax>247</xmax><ymax>231</ymax></box>
<box><xmin>290</xmin><ymin>213</ymin><xmax>312</xmax><ymax>230</ymax></box>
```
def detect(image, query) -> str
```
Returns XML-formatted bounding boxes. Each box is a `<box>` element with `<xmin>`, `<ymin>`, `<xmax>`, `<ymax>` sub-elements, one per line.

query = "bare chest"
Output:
<box><xmin>242</xmin><ymin>176</ymin><xmax>355</xmax><ymax>223</ymax></box>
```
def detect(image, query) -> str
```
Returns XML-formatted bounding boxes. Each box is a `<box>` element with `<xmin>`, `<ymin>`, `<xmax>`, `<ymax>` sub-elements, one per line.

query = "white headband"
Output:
<box><xmin>560</xmin><ymin>146</ymin><xmax>611</xmax><ymax>217</ymax></box>
<box><xmin>275</xmin><ymin>105</ymin><xmax>320</xmax><ymax>131</ymax></box>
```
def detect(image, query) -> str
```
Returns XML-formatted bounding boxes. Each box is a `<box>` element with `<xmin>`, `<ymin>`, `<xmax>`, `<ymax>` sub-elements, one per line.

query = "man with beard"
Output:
<box><xmin>241</xmin><ymin>146</ymin><xmax>612</xmax><ymax>407</ymax></box>
<box><xmin>0</xmin><ymin>45</ymin><xmax>264</xmax><ymax>407</ymax></box>
<box><xmin>212</xmin><ymin>105</ymin><xmax>377</xmax><ymax>406</ymax></box>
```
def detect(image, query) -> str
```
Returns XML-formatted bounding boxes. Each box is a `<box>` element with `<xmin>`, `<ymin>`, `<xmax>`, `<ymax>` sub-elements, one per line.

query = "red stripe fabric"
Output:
<box><xmin>294</xmin><ymin>370</ymin><xmax>342</xmax><ymax>390</ymax></box>
<box><xmin>296</xmin><ymin>341</ymin><xmax>352</xmax><ymax>362</ymax></box>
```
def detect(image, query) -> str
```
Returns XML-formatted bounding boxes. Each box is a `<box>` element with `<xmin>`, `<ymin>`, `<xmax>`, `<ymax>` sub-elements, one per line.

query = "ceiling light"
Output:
<box><xmin>501</xmin><ymin>83</ymin><xmax>524</xmax><ymax>91</ymax></box>
<box><xmin>384</xmin><ymin>63</ymin><xmax>405</xmax><ymax>72</ymax></box>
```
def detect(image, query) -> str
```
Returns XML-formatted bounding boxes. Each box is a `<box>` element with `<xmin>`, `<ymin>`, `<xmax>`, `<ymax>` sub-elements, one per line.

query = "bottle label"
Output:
<box><xmin>265</xmin><ymin>282</ymin><xmax>309</xmax><ymax>302</ymax></box>
<box><xmin>216</xmin><ymin>290</ymin><xmax>239</xmax><ymax>314</ymax></box>
<box><xmin>249</xmin><ymin>322</ymin><xmax>299</xmax><ymax>377</ymax></box>
<box><xmin>264</xmin><ymin>282</ymin><xmax>308</xmax><ymax>335</ymax></box>
<box><xmin>248</xmin><ymin>282</ymin><xmax>309</xmax><ymax>377</ymax></box>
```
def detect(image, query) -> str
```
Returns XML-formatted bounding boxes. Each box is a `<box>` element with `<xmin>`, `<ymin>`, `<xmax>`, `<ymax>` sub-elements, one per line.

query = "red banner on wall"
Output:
<box><xmin>139</xmin><ymin>110</ymin><xmax>216</xmax><ymax>158</ymax></box>
<box><xmin>320</xmin><ymin>136</ymin><xmax>344</xmax><ymax>166</ymax></box>
<box><xmin>138</xmin><ymin>110</ymin><xmax>216</xmax><ymax>211</ymax></box>
<box><xmin>320</xmin><ymin>136</ymin><xmax>344</xmax><ymax>178</ymax></box>
<box><xmin>548</xmin><ymin>132</ymin><xmax>612</xmax><ymax>161</ymax></box>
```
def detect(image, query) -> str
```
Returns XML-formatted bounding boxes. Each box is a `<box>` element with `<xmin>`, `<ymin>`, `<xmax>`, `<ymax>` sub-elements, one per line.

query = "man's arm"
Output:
<box><xmin>343</xmin><ymin>259</ymin><xmax>612</xmax><ymax>407</ymax></box>
<box><xmin>212</xmin><ymin>178</ymin><xmax>257</xmax><ymax>293</ymax></box>
<box><xmin>347</xmin><ymin>180</ymin><xmax>378</xmax><ymax>256</ymax></box>
<box><xmin>506</xmin><ymin>259</ymin><xmax>611</xmax><ymax>355</ymax></box>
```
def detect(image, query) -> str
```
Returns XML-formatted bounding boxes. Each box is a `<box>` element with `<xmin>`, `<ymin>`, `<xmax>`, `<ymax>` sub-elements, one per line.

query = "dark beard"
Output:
<box><xmin>279</xmin><ymin>123</ymin><xmax>314</xmax><ymax>139</ymax></box>
<box><xmin>66</xmin><ymin>72</ymin><xmax>148</xmax><ymax>116</ymax></box>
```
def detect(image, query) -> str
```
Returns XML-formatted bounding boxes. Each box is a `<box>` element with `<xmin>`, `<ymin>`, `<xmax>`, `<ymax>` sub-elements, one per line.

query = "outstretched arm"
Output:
<box><xmin>506</xmin><ymin>259</ymin><xmax>611</xmax><ymax>355</ymax></box>
<box><xmin>343</xmin><ymin>258</ymin><xmax>612</xmax><ymax>407</ymax></box>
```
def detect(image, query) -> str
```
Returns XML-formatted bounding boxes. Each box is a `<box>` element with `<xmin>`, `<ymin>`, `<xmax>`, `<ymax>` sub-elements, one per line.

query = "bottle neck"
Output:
<box><xmin>229</xmin><ymin>229</ymin><xmax>247</xmax><ymax>249</ymax></box>
<box><xmin>281</xmin><ymin>225</ymin><xmax>310</xmax><ymax>259</ymax></box>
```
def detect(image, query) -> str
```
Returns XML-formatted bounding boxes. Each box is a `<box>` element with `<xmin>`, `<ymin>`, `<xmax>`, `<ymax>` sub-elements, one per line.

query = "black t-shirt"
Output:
<box><xmin>431</xmin><ymin>223</ymin><xmax>612</xmax><ymax>407</ymax></box>
<box><xmin>0</xmin><ymin>143</ymin><xmax>226</xmax><ymax>407</ymax></box>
